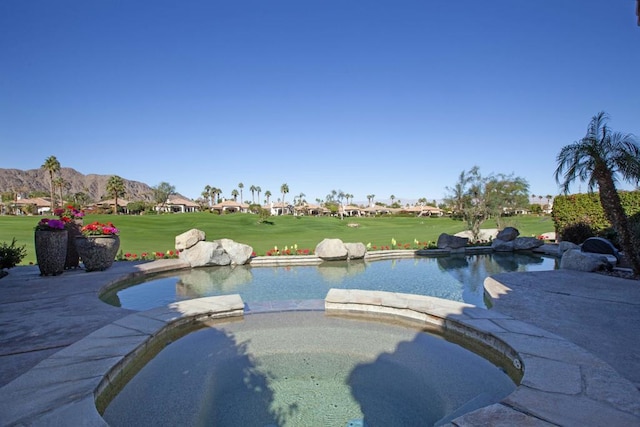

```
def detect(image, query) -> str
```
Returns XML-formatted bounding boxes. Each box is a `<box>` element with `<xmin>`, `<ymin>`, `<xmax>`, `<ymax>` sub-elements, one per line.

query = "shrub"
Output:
<box><xmin>0</xmin><ymin>238</ymin><xmax>27</xmax><ymax>269</ymax></box>
<box><xmin>560</xmin><ymin>222</ymin><xmax>595</xmax><ymax>245</ymax></box>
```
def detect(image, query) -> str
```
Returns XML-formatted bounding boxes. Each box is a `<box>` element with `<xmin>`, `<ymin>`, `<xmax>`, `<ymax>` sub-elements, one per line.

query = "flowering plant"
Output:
<box><xmin>54</xmin><ymin>205</ymin><xmax>85</xmax><ymax>223</ymax></box>
<box><xmin>81</xmin><ymin>221</ymin><xmax>119</xmax><ymax>236</ymax></box>
<box><xmin>35</xmin><ymin>218</ymin><xmax>66</xmax><ymax>231</ymax></box>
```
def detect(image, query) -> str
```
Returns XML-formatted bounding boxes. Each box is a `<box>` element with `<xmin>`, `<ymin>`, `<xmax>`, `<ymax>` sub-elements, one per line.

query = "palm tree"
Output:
<box><xmin>203</xmin><ymin>185</ymin><xmax>212</xmax><ymax>207</ymax></box>
<box><xmin>297</xmin><ymin>192</ymin><xmax>306</xmax><ymax>206</ymax></box>
<box><xmin>265</xmin><ymin>190</ymin><xmax>272</xmax><ymax>205</ymax></box>
<box><xmin>211</xmin><ymin>187</ymin><xmax>221</xmax><ymax>204</ymax></box>
<box><xmin>545</xmin><ymin>194</ymin><xmax>553</xmax><ymax>207</ymax></box>
<box><xmin>256</xmin><ymin>186</ymin><xmax>262</xmax><ymax>205</ymax></box>
<box><xmin>280</xmin><ymin>183</ymin><xmax>289</xmax><ymax>214</ymax></box>
<box><xmin>231</xmin><ymin>189</ymin><xmax>239</xmax><ymax>201</ymax></box>
<box><xmin>390</xmin><ymin>195</ymin><xmax>395</xmax><ymax>206</ymax></box>
<box><xmin>105</xmin><ymin>176</ymin><xmax>124</xmax><ymax>213</ymax></box>
<box><xmin>249</xmin><ymin>185</ymin><xmax>257</xmax><ymax>204</ymax></box>
<box><xmin>53</xmin><ymin>176</ymin><xmax>68</xmax><ymax>207</ymax></box>
<box><xmin>41</xmin><ymin>155</ymin><xmax>60</xmax><ymax>210</ymax></box>
<box><xmin>106</xmin><ymin>175</ymin><xmax>125</xmax><ymax>215</ymax></box>
<box><xmin>238</xmin><ymin>182</ymin><xmax>244</xmax><ymax>203</ymax></box>
<box><xmin>555</xmin><ymin>111</ymin><xmax>640</xmax><ymax>275</ymax></box>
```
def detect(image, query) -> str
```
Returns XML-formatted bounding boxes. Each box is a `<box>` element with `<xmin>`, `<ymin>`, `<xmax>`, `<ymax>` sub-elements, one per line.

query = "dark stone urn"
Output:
<box><xmin>34</xmin><ymin>229</ymin><xmax>68</xmax><ymax>276</ymax></box>
<box><xmin>75</xmin><ymin>235</ymin><xmax>120</xmax><ymax>272</ymax></box>
<box><xmin>64</xmin><ymin>219</ymin><xmax>83</xmax><ymax>269</ymax></box>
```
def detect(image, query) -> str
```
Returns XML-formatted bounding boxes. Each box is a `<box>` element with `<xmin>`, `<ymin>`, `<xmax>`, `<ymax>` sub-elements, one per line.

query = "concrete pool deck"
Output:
<box><xmin>0</xmin><ymin>258</ymin><xmax>639</xmax><ymax>425</ymax></box>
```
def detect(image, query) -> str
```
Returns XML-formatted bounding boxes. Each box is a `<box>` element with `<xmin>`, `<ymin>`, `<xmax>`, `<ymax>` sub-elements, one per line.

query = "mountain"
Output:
<box><xmin>0</xmin><ymin>167</ymin><xmax>154</xmax><ymax>202</ymax></box>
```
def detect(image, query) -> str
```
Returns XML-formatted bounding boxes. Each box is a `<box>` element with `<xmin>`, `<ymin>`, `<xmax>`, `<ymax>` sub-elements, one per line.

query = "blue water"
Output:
<box><xmin>103</xmin><ymin>253</ymin><xmax>556</xmax><ymax>310</ymax></box>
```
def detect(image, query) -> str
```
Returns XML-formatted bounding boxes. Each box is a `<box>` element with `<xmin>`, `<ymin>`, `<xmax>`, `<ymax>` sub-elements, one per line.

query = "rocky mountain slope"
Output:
<box><xmin>0</xmin><ymin>167</ymin><xmax>154</xmax><ymax>202</ymax></box>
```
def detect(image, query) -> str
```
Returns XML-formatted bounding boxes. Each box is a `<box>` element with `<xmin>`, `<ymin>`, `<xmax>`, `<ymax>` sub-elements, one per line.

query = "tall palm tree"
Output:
<box><xmin>53</xmin><ymin>176</ymin><xmax>68</xmax><ymax>207</ymax></box>
<box><xmin>106</xmin><ymin>175</ymin><xmax>125</xmax><ymax>215</ymax></box>
<box><xmin>238</xmin><ymin>182</ymin><xmax>244</xmax><ymax>203</ymax></box>
<box><xmin>256</xmin><ymin>186</ymin><xmax>262</xmax><ymax>205</ymax></box>
<box><xmin>231</xmin><ymin>189</ymin><xmax>239</xmax><ymax>201</ymax></box>
<box><xmin>249</xmin><ymin>185</ymin><xmax>257</xmax><ymax>204</ymax></box>
<box><xmin>280</xmin><ymin>183</ymin><xmax>289</xmax><ymax>214</ymax></box>
<box><xmin>211</xmin><ymin>187</ymin><xmax>221</xmax><ymax>204</ymax></box>
<box><xmin>265</xmin><ymin>190</ymin><xmax>271</xmax><ymax>205</ymax></box>
<box><xmin>390</xmin><ymin>195</ymin><xmax>396</xmax><ymax>206</ymax></box>
<box><xmin>555</xmin><ymin>111</ymin><xmax>640</xmax><ymax>275</ymax></box>
<box><xmin>41</xmin><ymin>155</ymin><xmax>60</xmax><ymax>210</ymax></box>
<box><xmin>203</xmin><ymin>185</ymin><xmax>212</xmax><ymax>207</ymax></box>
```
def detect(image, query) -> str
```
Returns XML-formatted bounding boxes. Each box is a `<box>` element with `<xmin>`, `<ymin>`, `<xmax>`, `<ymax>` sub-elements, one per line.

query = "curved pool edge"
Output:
<box><xmin>1</xmin><ymin>285</ymin><xmax>638</xmax><ymax>426</ymax></box>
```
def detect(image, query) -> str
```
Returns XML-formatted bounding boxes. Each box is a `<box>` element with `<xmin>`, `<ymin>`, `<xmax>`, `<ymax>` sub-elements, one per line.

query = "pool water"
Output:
<box><xmin>102</xmin><ymin>253</ymin><xmax>556</xmax><ymax>310</ymax></box>
<box><xmin>103</xmin><ymin>312</ymin><xmax>516</xmax><ymax>426</ymax></box>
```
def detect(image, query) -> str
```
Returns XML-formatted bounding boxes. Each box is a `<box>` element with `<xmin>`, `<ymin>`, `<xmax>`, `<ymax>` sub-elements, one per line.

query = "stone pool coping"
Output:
<box><xmin>2</xmin><ymin>284</ymin><xmax>639</xmax><ymax>425</ymax></box>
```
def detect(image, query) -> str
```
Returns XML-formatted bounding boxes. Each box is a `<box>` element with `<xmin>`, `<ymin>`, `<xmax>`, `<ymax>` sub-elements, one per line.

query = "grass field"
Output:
<box><xmin>0</xmin><ymin>213</ymin><xmax>556</xmax><ymax>265</ymax></box>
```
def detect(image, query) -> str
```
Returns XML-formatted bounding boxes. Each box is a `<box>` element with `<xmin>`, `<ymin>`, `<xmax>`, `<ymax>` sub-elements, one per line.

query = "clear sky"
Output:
<box><xmin>1</xmin><ymin>1</ymin><xmax>638</xmax><ymax>205</ymax></box>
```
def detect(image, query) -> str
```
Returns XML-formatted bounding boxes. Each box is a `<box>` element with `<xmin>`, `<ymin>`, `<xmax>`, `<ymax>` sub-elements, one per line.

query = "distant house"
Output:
<box><xmin>363</xmin><ymin>206</ymin><xmax>392</xmax><ymax>216</ymax></box>
<box><xmin>11</xmin><ymin>197</ymin><xmax>52</xmax><ymax>215</ymax></box>
<box><xmin>294</xmin><ymin>204</ymin><xmax>330</xmax><ymax>216</ymax></box>
<box><xmin>400</xmin><ymin>205</ymin><xmax>444</xmax><ymax>217</ymax></box>
<box><xmin>339</xmin><ymin>205</ymin><xmax>365</xmax><ymax>217</ymax></box>
<box><xmin>156</xmin><ymin>194</ymin><xmax>200</xmax><ymax>213</ymax></box>
<box><xmin>212</xmin><ymin>199</ymin><xmax>249</xmax><ymax>214</ymax></box>
<box><xmin>93</xmin><ymin>198</ymin><xmax>131</xmax><ymax>214</ymax></box>
<box><xmin>268</xmin><ymin>202</ymin><xmax>292</xmax><ymax>216</ymax></box>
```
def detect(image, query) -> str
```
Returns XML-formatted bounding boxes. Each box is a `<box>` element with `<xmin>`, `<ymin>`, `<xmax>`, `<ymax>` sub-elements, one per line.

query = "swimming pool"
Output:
<box><xmin>102</xmin><ymin>252</ymin><xmax>557</xmax><ymax>310</ymax></box>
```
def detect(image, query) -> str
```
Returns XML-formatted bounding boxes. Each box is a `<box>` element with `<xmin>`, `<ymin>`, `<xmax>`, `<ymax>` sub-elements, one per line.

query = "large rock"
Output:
<box><xmin>558</xmin><ymin>241</ymin><xmax>579</xmax><ymax>257</ymax></box>
<box><xmin>175</xmin><ymin>229</ymin><xmax>205</xmax><ymax>251</ymax></box>
<box><xmin>491</xmin><ymin>239</ymin><xmax>514</xmax><ymax>252</ymax></box>
<box><xmin>345</xmin><ymin>242</ymin><xmax>366</xmax><ymax>260</ymax></box>
<box><xmin>179</xmin><ymin>241</ymin><xmax>231</xmax><ymax>267</ymax></box>
<box><xmin>560</xmin><ymin>249</ymin><xmax>611</xmax><ymax>272</ymax></box>
<box><xmin>437</xmin><ymin>233</ymin><xmax>469</xmax><ymax>250</ymax></box>
<box><xmin>496</xmin><ymin>227</ymin><xmax>519</xmax><ymax>242</ymax></box>
<box><xmin>513</xmin><ymin>237</ymin><xmax>544</xmax><ymax>251</ymax></box>
<box><xmin>582</xmin><ymin>237</ymin><xmax>620</xmax><ymax>262</ymax></box>
<box><xmin>315</xmin><ymin>238</ymin><xmax>349</xmax><ymax>261</ymax></box>
<box><xmin>215</xmin><ymin>238</ymin><xmax>253</xmax><ymax>265</ymax></box>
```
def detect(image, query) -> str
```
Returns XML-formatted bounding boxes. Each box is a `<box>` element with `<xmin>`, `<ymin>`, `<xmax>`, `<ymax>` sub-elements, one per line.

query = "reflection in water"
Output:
<box><xmin>317</xmin><ymin>260</ymin><xmax>366</xmax><ymax>283</ymax></box>
<box><xmin>176</xmin><ymin>265</ymin><xmax>253</xmax><ymax>297</ymax></box>
<box><xmin>108</xmin><ymin>254</ymin><xmax>557</xmax><ymax>311</ymax></box>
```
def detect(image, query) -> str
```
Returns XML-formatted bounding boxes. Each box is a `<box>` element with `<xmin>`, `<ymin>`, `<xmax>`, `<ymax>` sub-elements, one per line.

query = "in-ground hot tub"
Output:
<box><xmin>102</xmin><ymin>311</ymin><xmax>516</xmax><ymax>426</ymax></box>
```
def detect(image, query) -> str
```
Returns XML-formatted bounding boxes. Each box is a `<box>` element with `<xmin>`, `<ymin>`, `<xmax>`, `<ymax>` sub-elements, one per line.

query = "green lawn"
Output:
<box><xmin>0</xmin><ymin>213</ymin><xmax>556</xmax><ymax>265</ymax></box>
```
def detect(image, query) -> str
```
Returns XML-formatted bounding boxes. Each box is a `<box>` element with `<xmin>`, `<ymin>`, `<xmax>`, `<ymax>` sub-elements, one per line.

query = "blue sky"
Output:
<box><xmin>1</xmin><ymin>1</ymin><xmax>638</xmax><ymax>205</ymax></box>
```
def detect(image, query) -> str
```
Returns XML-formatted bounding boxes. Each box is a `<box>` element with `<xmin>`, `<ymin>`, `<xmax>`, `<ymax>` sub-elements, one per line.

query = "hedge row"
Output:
<box><xmin>552</xmin><ymin>191</ymin><xmax>640</xmax><ymax>243</ymax></box>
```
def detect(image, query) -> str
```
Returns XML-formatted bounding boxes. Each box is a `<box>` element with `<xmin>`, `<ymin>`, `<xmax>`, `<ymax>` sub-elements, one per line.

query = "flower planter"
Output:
<box><xmin>75</xmin><ymin>235</ymin><xmax>120</xmax><ymax>272</ymax></box>
<box><xmin>35</xmin><ymin>230</ymin><xmax>68</xmax><ymax>276</ymax></box>
<box><xmin>64</xmin><ymin>219</ymin><xmax>83</xmax><ymax>269</ymax></box>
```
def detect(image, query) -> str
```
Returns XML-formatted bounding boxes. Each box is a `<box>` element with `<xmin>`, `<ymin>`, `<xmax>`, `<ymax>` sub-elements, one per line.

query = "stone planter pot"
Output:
<box><xmin>75</xmin><ymin>235</ymin><xmax>120</xmax><ymax>272</ymax></box>
<box><xmin>65</xmin><ymin>219</ymin><xmax>83</xmax><ymax>269</ymax></box>
<box><xmin>35</xmin><ymin>230</ymin><xmax>68</xmax><ymax>276</ymax></box>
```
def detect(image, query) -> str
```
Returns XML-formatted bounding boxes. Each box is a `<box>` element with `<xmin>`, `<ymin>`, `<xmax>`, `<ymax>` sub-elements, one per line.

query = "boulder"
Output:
<box><xmin>345</xmin><ymin>242</ymin><xmax>367</xmax><ymax>260</ymax></box>
<box><xmin>179</xmin><ymin>241</ymin><xmax>231</xmax><ymax>267</ymax></box>
<box><xmin>437</xmin><ymin>233</ymin><xmax>469</xmax><ymax>250</ymax></box>
<box><xmin>513</xmin><ymin>237</ymin><xmax>544</xmax><ymax>251</ymax></box>
<box><xmin>315</xmin><ymin>238</ymin><xmax>349</xmax><ymax>261</ymax></box>
<box><xmin>560</xmin><ymin>249</ymin><xmax>611</xmax><ymax>272</ymax></box>
<box><xmin>216</xmin><ymin>238</ymin><xmax>253</xmax><ymax>265</ymax></box>
<box><xmin>175</xmin><ymin>229</ymin><xmax>205</xmax><ymax>251</ymax></box>
<box><xmin>496</xmin><ymin>227</ymin><xmax>519</xmax><ymax>242</ymax></box>
<box><xmin>491</xmin><ymin>239</ymin><xmax>514</xmax><ymax>252</ymax></box>
<box><xmin>558</xmin><ymin>241</ymin><xmax>579</xmax><ymax>257</ymax></box>
<box><xmin>582</xmin><ymin>237</ymin><xmax>620</xmax><ymax>262</ymax></box>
